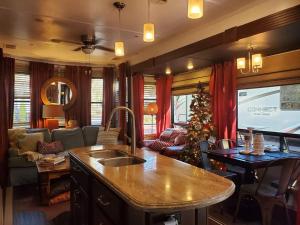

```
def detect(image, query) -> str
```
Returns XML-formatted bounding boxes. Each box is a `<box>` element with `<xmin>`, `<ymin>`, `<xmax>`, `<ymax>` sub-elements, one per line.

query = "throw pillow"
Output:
<box><xmin>149</xmin><ymin>140</ymin><xmax>173</xmax><ymax>152</ymax></box>
<box><xmin>8</xmin><ymin>128</ymin><xmax>26</xmax><ymax>148</ymax></box>
<box><xmin>96</xmin><ymin>128</ymin><xmax>121</xmax><ymax>145</ymax></box>
<box><xmin>49</xmin><ymin>191</ymin><xmax>70</xmax><ymax>205</ymax></box>
<box><xmin>159</xmin><ymin>129</ymin><xmax>173</xmax><ymax>142</ymax></box>
<box><xmin>174</xmin><ymin>133</ymin><xmax>187</xmax><ymax>146</ymax></box>
<box><xmin>37</xmin><ymin>141</ymin><xmax>64</xmax><ymax>154</ymax></box>
<box><xmin>18</xmin><ymin>133</ymin><xmax>44</xmax><ymax>154</ymax></box>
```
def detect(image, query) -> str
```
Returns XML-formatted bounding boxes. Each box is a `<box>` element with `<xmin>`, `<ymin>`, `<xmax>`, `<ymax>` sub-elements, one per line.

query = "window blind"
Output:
<box><xmin>91</xmin><ymin>78</ymin><xmax>103</xmax><ymax>125</ymax></box>
<box><xmin>13</xmin><ymin>74</ymin><xmax>31</xmax><ymax>127</ymax></box>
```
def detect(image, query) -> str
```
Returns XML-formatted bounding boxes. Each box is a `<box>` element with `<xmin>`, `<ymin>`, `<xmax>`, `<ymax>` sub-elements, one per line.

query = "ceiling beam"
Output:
<box><xmin>131</xmin><ymin>4</ymin><xmax>300</xmax><ymax>74</ymax></box>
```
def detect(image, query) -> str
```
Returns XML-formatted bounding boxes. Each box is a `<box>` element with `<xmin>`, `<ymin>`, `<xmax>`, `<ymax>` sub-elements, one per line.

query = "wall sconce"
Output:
<box><xmin>188</xmin><ymin>0</ymin><xmax>204</xmax><ymax>19</ymax></box>
<box><xmin>237</xmin><ymin>46</ymin><xmax>263</xmax><ymax>74</ymax></box>
<box><xmin>187</xmin><ymin>61</ymin><xmax>194</xmax><ymax>70</ymax></box>
<box><xmin>165</xmin><ymin>67</ymin><xmax>172</xmax><ymax>75</ymax></box>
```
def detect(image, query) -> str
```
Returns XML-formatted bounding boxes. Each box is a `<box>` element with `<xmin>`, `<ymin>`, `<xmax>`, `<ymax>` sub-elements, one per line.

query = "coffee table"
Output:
<box><xmin>36</xmin><ymin>158</ymin><xmax>70</xmax><ymax>205</ymax></box>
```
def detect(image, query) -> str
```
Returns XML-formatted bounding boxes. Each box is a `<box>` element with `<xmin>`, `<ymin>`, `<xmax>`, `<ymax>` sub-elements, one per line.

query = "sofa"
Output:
<box><xmin>8</xmin><ymin>126</ymin><xmax>100</xmax><ymax>186</ymax></box>
<box><xmin>142</xmin><ymin>128</ymin><xmax>187</xmax><ymax>159</ymax></box>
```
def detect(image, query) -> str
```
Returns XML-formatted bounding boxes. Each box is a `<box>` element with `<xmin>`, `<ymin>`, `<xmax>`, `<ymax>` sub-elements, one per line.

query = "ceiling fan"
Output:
<box><xmin>51</xmin><ymin>34</ymin><xmax>114</xmax><ymax>54</ymax></box>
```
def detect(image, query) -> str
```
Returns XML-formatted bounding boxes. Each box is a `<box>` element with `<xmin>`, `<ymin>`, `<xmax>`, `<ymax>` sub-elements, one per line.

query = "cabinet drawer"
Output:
<box><xmin>92</xmin><ymin>179</ymin><xmax>124</xmax><ymax>225</ymax></box>
<box><xmin>71</xmin><ymin>159</ymin><xmax>89</xmax><ymax>193</ymax></box>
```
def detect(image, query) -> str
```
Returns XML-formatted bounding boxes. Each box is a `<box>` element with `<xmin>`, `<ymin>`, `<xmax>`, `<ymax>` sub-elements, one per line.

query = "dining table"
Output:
<box><xmin>203</xmin><ymin>147</ymin><xmax>300</xmax><ymax>183</ymax></box>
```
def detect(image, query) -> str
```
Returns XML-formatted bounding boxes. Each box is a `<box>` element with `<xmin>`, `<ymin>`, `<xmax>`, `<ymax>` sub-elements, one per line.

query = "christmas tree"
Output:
<box><xmin>179</xmin><ymin>83</ymin><xmax>215</xmax><ymax>166</ymax></box>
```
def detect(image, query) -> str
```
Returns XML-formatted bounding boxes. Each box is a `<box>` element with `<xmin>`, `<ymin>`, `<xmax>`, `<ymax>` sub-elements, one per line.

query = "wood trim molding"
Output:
<box><xmin>132</xmin><ymin>5</ymin><xmax>300</xmax><ymax>73</ymax></box>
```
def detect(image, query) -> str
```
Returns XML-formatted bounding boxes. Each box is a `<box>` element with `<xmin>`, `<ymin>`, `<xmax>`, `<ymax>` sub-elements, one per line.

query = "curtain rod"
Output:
<box><xmin>4</xmin><ymin>53</ymin><xmax>115</xmax><ymax>69</ymax></box>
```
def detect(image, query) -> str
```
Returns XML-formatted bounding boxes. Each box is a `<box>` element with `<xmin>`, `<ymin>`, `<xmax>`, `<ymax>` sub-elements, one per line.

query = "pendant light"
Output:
<box><xmin>237</xmin><ymin>45</ymin><xmax>263</xmax><ymax>74</ymax></box>
<box><xmin>143</xmin><ymin>0</ymin><xmax>155</xmax><ymax>42</ymax></box>
<box><xmin>188</xmin><ymin>0</ymin><xmax>204</xmax><ymax>19</ymax></box>
<box><xmin>114</xmin><ymin>2</ymin><xmax>126</xmax><ymax>57</ymax></box>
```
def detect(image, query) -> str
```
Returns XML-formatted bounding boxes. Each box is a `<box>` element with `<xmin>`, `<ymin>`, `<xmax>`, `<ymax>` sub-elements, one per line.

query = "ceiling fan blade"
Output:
<box><xmin>73</xmin><ymin>46</ymin><xmax>82</xmax><ymax>51</ymax></box>
<box><xmin>95</xmin><ymin>45</ymin><xmax>114</xmax><ymax>52</ymax></box>
<box><xmin>51</xmin><ymin>38</ymin><xmax>82</xmax><ymax>45</ymax></box>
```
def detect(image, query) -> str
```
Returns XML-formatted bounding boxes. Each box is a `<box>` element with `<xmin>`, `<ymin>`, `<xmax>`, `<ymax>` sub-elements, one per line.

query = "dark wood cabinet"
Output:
<box><xmin>70</xmin><ymin>156</ymin><xmax>207</xmax><ymax>225</ymax></box>
<box><xmin>70</xmin><ymin>159</ymin><xmax>90</xmax><ymax>225</ymax></box>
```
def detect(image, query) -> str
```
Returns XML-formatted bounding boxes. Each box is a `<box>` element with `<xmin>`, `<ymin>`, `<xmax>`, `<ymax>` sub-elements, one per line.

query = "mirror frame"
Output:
<box><xmin>41</xmin><ymin>76</ymin><xmax>77</xmax><ymax>110</ymax></box>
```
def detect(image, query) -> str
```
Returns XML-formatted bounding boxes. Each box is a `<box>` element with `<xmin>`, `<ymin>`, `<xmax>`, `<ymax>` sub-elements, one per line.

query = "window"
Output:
<box><xmin>13</xmin><ymin>74</ymin><xmax>31</xmax><ymax>127</ymax></box>
<box><xmin>238</xmin><ymin>84</ymin><xmax>300</xmax><ymax>152</ymax></box>
<box><xmin>172</xmin><ymin>95</ymin><xmax>193</xmax><ymax>123</ymax></box>
<box><xmin>91</xmin><ymin>78</ymin><xmax>103</xmax><ymax>125</ymax></box>
<box><xmin>144</xmin><ymin>84</ymin><xmax>156</xmax><ymax>135</ymax></box>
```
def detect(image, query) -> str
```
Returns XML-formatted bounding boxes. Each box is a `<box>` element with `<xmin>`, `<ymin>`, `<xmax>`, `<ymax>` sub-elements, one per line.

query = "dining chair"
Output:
<box><xmin>199</xmin><ymin>141</ymin><xmax>236</xmax><ymax>179</ymax></box>
<box><xmin>233</xmin><ymin>158</ymin><xmax>298</xmax><ymax>225</ymax></box>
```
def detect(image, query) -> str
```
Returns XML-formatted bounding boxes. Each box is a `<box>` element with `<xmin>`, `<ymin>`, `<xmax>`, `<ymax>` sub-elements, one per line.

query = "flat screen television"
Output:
<box><xmin>237</xmin><ymin>84</ymin><xmax>300</xmax><ymax>135</ymax></box>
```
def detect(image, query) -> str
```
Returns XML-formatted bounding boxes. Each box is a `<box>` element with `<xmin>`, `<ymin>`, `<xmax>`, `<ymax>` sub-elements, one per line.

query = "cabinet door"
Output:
<box><xmin>71</xmin><ymin>178</ymin><xmax>89</xmax><ymax>225</ymax></box>
<box><xmin>93</xmin><ymin>203</ymin><xmax>114</xmax><ymax>225</ymax></box>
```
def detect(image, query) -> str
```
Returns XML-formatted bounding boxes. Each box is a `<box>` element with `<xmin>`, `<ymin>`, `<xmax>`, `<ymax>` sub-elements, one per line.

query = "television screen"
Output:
<box><xmin>237</xmin><ymin>84</ymin><xmax>300</xmax><ymax>135</ymax></box>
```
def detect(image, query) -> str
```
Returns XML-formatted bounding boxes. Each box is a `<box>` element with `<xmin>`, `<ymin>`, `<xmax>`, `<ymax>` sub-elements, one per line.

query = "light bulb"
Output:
<box><xmin>188</xmin><ymin>0</ymin><xmax>203</xmax><ymax>19</ymax></box>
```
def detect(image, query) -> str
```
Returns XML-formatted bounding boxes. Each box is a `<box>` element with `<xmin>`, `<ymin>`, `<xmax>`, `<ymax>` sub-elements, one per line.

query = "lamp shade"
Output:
<box><xmin>188</xmin><ymin>0</ymin><xmax>204</xmax><ymax>19</ymax></box>
<box><xmin>42</xmin><ymin>104</ymin><xmax>64</xmax><ymax>118</ymax></box>
<box><xmin>143</xmin><ymin>23</ymin><xmax>155</xmax><ymax>42</ymax></box>
<box><xmin>147</xmin><ymin>103</ymin><xmax>158</xmax><ymax>115</ymax></box>
<box><xmin>115</xmin><ymin>41</ymin><xmax>125</xmax><ymax>57</ymax></box>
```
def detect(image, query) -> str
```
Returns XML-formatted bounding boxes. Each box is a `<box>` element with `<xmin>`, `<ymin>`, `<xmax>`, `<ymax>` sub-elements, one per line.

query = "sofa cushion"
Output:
<box><xmin>26</xmin><ymin>128</ymin><xmax>51</xmax><ymax>143</ymax></box>
<box><xmin>8</xmin><ymin>156</ymin><xmax>36</xmax><ymax>168</ymax></box>
<box><xmin>37</xmin><ymin>141</ymin><xmax>64</xmax><ymax>154</ymax></box>
<box><xmin>8</xmin><ymin>128</ymin><xmax>26</xmax><ymax>148</ymax></box>
<box><xmin>52</xmin><ymin>128</ymin><xmax>85</xmax><ymax>150</ymax></box>
<box><xmin>82</xmin><ymin>126</ymin><xmax>101</xmax><ymax>146</ymax></box>
<box><xmin>160</xmin><ymin>145</ymin><xmax>185</xmax><ymax>158</ymax></box>
<box><xmin>148</xmin><ymin>140</ymin><xmax>173</xmax><ymax>152</ymax></box>
<box><xmin>18</xmin><ymin>133</ymin><xmax>44</xmax><ymax>154</ymax></box>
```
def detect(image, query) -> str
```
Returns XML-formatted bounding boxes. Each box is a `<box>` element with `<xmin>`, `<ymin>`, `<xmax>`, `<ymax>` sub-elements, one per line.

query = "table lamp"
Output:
<box><xmin>146</xmin><ymin>103</ymin><xmax>158</xmax><ymax>134</ymax></box>
<box><xmin>43</xmin><ymin>104</ymin><xmax>64</xmax><ymax>130</ymax></box>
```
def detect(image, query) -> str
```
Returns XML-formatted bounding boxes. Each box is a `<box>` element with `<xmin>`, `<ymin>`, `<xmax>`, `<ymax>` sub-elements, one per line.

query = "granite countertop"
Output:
<box><xmin>69</xmin><ymin>145</ymin><xmax>235</xmax><ymax>211</ymax></box>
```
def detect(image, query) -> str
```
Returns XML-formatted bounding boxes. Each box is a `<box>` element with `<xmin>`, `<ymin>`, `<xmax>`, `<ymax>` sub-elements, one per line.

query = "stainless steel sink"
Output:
<box><xmin>89</xmin><ymin>150</ymin><xmax>127</xmax><ymax>159</ymax></box>
<box><xmin>98</xmin><ymin>157</ymin><xmax>146</xmax><ymax>167</ymax></box>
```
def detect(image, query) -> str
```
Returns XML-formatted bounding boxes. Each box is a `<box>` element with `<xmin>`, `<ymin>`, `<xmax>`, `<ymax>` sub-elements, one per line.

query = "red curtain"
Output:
<box><xmin>132</xmin><ymin>73</ymin><xmax>144</xmax><ymax>147</ymax></box>
<box><xmin>102</xmin><ymin>67</ymin><xmax>114</xmax><ymax>127</ymax></box>
<box><xmin>3</xmin><ymin>57</ymin><xmax>15</xmax><ymax>129</ymax></box>
<box><xmin>156</xmin><ymin>75</ymin><xmax>173</xmax><ymax>137</ymax></box>
<box><xmin>118</xmin><ymin>63</ymin><xmax>128</xmax><ymax>142</ymax></box>
<box><xmin>0</xmin><ymin>49</ymin><xmax>9</xmax><ymax>186</ymax></box>
<box><xmin>64</xmin><ymin>66</ymin><xmax>92</xmax><ymax>127</ymax></box>
<box><xmin>209</xmin><ymin>61</ymin><xmax>237</xmax><ymax>141</ymax></box>
<box><xmin>30</xmin><ymin>62</ymin><xmax>54</xmax><ymax>128</ymax></box>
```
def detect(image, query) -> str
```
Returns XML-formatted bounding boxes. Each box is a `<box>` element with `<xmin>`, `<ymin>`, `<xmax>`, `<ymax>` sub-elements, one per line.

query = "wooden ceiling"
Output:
<box><xmin>132</xmin><ymin>5</ymin><xmax>300</xmax><ymax>75</ymax></box>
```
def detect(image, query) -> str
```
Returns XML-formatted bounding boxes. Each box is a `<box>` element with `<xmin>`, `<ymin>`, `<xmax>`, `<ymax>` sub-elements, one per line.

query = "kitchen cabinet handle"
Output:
<box><xmin>72</xmin><ymin>166</ymin><xmax>81</xmax><ymax>172</ymax></box>
<box><xmin>97</xmin><ymin>195</ymin><xmax>111</xmax><ymax>207</ymax></box>
<box><xmin>73</xmin><ymin>190</ymin><xmax>80</xmax><ymax>202</ymax></box>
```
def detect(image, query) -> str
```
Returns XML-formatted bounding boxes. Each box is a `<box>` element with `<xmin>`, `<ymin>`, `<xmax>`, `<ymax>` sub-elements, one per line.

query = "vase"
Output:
<box><xmin>253</xmin><ymin>133</ymin><xmax>264</xmax><ymax>154</ymax></box>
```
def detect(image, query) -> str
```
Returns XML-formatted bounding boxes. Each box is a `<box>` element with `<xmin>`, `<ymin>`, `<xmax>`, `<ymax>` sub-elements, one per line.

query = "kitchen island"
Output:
<box><xmin>69</xmin><ymin>145</ymin><xmax>235</xmax><ymax>225</ymax></box>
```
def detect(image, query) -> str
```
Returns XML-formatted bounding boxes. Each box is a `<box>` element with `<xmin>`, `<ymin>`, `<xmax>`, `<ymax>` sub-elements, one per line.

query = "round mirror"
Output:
<box><xmin>41</xmin><ymin>77</ymin><xmax>77</xmax><ymax>110</ymax></box>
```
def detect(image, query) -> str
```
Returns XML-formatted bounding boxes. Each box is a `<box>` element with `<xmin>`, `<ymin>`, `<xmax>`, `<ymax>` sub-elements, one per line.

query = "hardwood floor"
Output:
<box><xmin>13</xmin><ymin>185</ymin><xmax>69</xmax><ymax>222</ymax></box>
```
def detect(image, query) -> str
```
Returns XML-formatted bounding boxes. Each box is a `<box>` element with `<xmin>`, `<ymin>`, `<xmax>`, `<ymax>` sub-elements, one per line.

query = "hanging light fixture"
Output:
<box><xmin>188</xmin><ymin>0</ymin><xmax>204</xmax><ymax>19</ymax></box>
<box><xmin>237</xmin><ymin>45</ymin><xmax>263</xmax><ymax>74</ymax></box>
<box><xmin>114</xmin><ymin>2</ymin><xmax>126</xmax><ymax>57</ymax></box>
<box><xmin>143</xmin><ymin>0</ymin><xmax>155</xmax><ymax>42</ymax></box>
